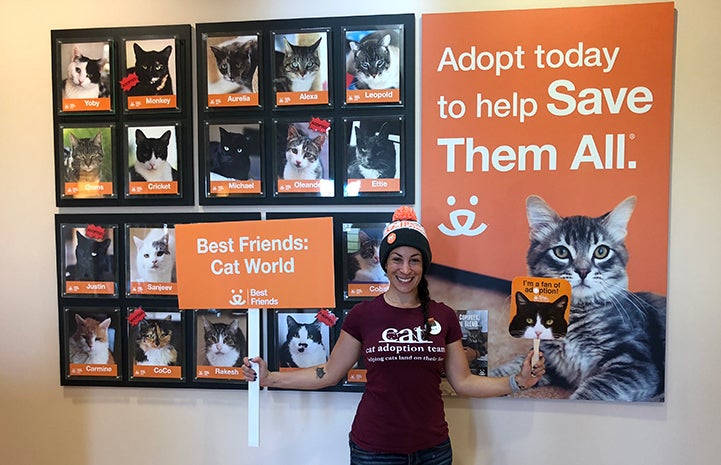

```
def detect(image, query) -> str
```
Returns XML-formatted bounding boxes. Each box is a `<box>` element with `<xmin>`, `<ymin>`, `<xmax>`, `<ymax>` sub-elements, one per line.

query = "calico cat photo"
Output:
<box><xmin>68</xmin><ymin>314</ymin><xmax>115</xmax><ymax>365</ymax></box>
<box><xmin>129</xmin><ymin>128</ymin><xmax>178</xmax><ymax>182</ymax></box>
<box><xmin>131</xmin><ymin>228</ymin><xmax>176</xmax><ymax>283</ymax></box>
<box><xmin>126</xmin><ymin>42</ymin><xmax>174</xmax><ymax>96</ymax></box>
<box><xmin>491</xmin><ymin>195</ymin><xmax>666</xmax><ymax>401</ymax></box>
<box><xmin>278</xmin><ymin>315</ymin><xmax>328</xmax><ymax>368</ymax></box>
<box><xmin>134</xmin><ymin>315</ymin><xmax>179</xmax><ymax>366</ymax></box>
<box><xmin>62</xmin><ymin>44</ymin><xmax>103</xmax><ymax>99</ymax></box>
<box><xmin>281</xmin><ymin>124</ymin><xmax>326</xmax><ymax>180</ymax></box>
<box><xmin>509</xmin><ymin>292</ymin><xmax>568</xmax><ymax>340</ymax></box>
<box><xmin>201</xmin><ymin>317</ymin><xmax>246</xmax><ymax>367</ymax></box>
<box><xmin>65</xmin><ymin>132</ymin><xmax>104</xmax><ymax>183</ymax></box>
<box><xmin>274</xmin><ymin>35</ymin><xmax>325</xmax><ymax>93</ymax></box>
<box><xmin>347</xmin><ymin>29</ymin><xmax>400</xmax><ymax>90</ymax></box>
<box><xmin>347</xmin><ymin>229</ymin><xmax>387</xmax><ymax>283</ymax></box>
<box><xmin>208</xmin><ymin>126</ymin><xmax>253</xmax><ymax>180</ymax></box>
<box><xmin>208</xmin><ymin>36</ymin><xmax>258</xmax><ymax>94</ymax></box>
<box><xmin>347</xmin><ymin>119</ymin><xmax>399</xmax><ymax>179</ymax></box>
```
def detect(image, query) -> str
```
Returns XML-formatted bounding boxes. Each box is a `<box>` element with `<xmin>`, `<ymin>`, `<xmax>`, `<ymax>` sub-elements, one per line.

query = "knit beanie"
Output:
<box><xmin>379</xmin><ymin>206</ymin><xmax>432</xmax><ymax>273</ymax></box>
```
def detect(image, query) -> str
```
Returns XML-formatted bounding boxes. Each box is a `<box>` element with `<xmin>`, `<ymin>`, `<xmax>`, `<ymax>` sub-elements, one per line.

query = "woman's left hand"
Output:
<box><xmin>518</xmin><ymin>349</ymin><xmax>546</xmax><ymax>389</ymax></box>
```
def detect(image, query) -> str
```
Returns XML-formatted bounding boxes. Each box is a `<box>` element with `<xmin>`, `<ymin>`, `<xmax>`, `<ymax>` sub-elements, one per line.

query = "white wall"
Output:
<box><xmin>0</xmin><ymin>1</ymin><xmax>718</xmax><ymax>464</ymax></box>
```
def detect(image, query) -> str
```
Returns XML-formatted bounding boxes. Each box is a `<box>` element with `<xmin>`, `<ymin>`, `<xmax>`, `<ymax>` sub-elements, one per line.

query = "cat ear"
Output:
<box><xmin>282</xmin><ymin>37</ymin><xmax>293</xmax><ymax>54</ymax></box>
<box><xmin>92</xmin><ymin>132</ymin><xmax>103</xmax><ymax>147</ymax></box>
<box><xmin>287</xmin><ymin>124</ymin><xmax>300</xmax><ymax>139</ymax></box>
<box><xmin>309</xmin><ymin>37</ymin><xmax>323</xmax><ymax>51</ymax></box>
<box><xmin>209</xmin><ymin>45</ymin><xmax>224</xmax><ymax>61</ymax></box>
<box><xmin>133</xmin><ymin>43</ymin><xmax>144</xmax><ymax>57</ymax></box>
<box><xmin>286</xmin><ymin>315</ymin><xmax>298</xmax><ymax>327</ymax></box>
<box><xmin>229</xmin><ymin>319</ymin><xmax>240</xmax><ymax>331</ymax></box>
<box><xmin>160</xmin><ymin>45</ymin><xmax>173</xmax><ymax>60</ymax></box>
<box><xmin>526</xmin><ymin>195</ymin><xmax>561</xmax><ymax>239</ymax></box>
<box><xmin>160</xmin><ymin>130</ymin><xmax>172</xmax><ymax>143</ymax></box>
<box><xmin>380</xmin><ymin>34</ymin><xmax>391</xmax><ymax>47</ymax></box>
<box><xmin>603</xmin><ymin>196</ymin><xmax>637</xmax><ymax>242</ymax></box>
<box><xmin>133</xmin><ymin>236</ymin><xmax>143</xmax><ymax>248</ymax></box>
<box><xmin>515</xmin><ymin>291</ymin><xmax>530</xmax><ymax>307</ymax></box>
<box><xmin>75</xmin><ymin>314</ymin><xmax>85</xmax><ymax>325</ymax></box>
<box><xmin>312</xmin><ymin>133</ymin><xmax>327</xmax><ymax>147</ymax></box>
<box><xmin>135</xmin><ymin>129</ymin><xmax>146</xmax><ymax>143</ymax></box>
<box><xmin>553</xmin><ymin>295</ymin><xmax>569</xmax><ymax>311</ymax></box>
<box><xmin>99</xmin><ymin>318</ymin><xmax>112</xmax><ymax>330</ymax></box>
<box><xmin>69</xmin><ymin>133</ymin><xmax>80</xmax><ymax>146</ymax></box>
<box><xmin>349</xmin><ymin>41</ymin><xmax>360</xmax><ymax>53</ymax></box>
<box><xmin>72</xmin><ymin>44</ymin><xmax>82</xmax><ymax>60</ymax></box>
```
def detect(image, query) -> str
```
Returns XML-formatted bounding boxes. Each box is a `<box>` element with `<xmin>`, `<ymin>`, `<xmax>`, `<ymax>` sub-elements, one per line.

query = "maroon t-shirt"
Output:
<box><xmin>342</xmin><ymin>295</ymin><xmax>462</xmax><ymax>454</ymax></box>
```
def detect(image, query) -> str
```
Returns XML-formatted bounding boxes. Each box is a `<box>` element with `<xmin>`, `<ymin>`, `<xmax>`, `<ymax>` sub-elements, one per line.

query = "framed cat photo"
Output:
<box><xmin>125</xmin><ymin>223</ymin><xmax>177</xmax><ymax>297</ymax></box>
<box><xmin>271</xmin><ymin>29</ymin><xmax>331</xmax><ymax>107</ymax></box>
<box><xmin>342</xmin><ymin>221</ymin><xmax>390</xmax><ymax>300</ymax></box>
<box><xmin>269</xmin><ymin>309</ymin><xmax>334</xmax><ymax>376</ymax></box>
<box><xmin>59</xmin><ymin>222</ymin><xmax>119</xmax><ymax>298</ymax></box>
<box><xmin>193</xmin><ymin>309</ymin><xmax>249</xmax><ymax>384</ymax></box>
<box><xmin>55</xmin><ymin>39</ymin><xmax>113</xmax><ymax>114</ymax></box>
<box><xmin>273</xmin><ymin>118</ymin><xmax>334</xmax><ymax>198</ymax></box>
<box><xmin>344</xmin><ymin>25</ymin><xmax>404</xmax><ymax>105</ymax></box>
<box><xmin>127</xmin><ymin>307</ymin><xmax>185</xmax><ymax>383</ymax></box>
<box><xmin>202</xmin><ymin>121</ymin><xmax>264</xmax><ymax>200</ymax></box>
<box><xmin>58</xmin><ymin>124</ymin><xmax>116</xmax><ymax>201</ymax></box>
<box><xmin>337</xmin><ymin>307</ymin><xmax>367</xmax><ymax>390</ymax></box>
<box><xmin>121</xmin><ymin>37</ymin><xmax>179</xmax><ymax>112</ymax></box>
<box><xmin>124</xmin><ymin>123</ymin><xmax>182</xmax><ymax>198</ymax></box>
<box><xmin>63</xmin><ymin>307</ymin><xmax>121</xmax><ymax>382</ymax></box>
<box><xmin>202</xmin><ymin>32</ymin><xmax>261</xmax><ymax>109</ymax></box>
<box><xmin>343</xmin><ymin>116</ymin><xmax>403</xmax><ymax>197</ymax></box>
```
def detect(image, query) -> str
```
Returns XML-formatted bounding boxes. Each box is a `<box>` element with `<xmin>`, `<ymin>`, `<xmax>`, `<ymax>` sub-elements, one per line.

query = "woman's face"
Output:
<box><xmin>384</xmin><ymin>246</ymin><xmax>423</xmax><ymax>294</ymax></box>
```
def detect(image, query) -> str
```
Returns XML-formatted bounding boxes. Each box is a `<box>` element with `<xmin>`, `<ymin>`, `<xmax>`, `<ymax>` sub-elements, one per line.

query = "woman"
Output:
<box><xmin>242</xmin><ymin>206</ymin><xmax>545</xmax><ymax>464</ymax></box>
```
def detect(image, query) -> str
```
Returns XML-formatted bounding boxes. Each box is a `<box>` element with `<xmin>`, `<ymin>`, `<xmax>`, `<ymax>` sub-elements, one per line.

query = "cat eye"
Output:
<box><xmin>526</xmin><ymin>318</ymin><xmax>534</xmax><ymax>325</ymax></box>
<box><xmin>545</xmin><ymin>319</ymin><xmax>555</xmax><ymax>325</ymax></box>
<box><xmin>594</xmin><ymin>245</ymin><xmax>610</xmax><ymax>259</ymax></box>
<box><xmin>553</xmin><ymin>246</ymin><xmax>570</xmax><ymax>259</ymax></box>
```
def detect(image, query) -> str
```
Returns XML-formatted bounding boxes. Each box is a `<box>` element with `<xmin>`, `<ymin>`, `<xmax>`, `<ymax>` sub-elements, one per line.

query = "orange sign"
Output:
<box><xmin>509</xmin><ymin>276</ymin><xmax>571</xmax><ymax>339</ymax></box>
<box><xmin>175</xmin><ymin>217</ymin><xmax>336</xmax><ymax>309</ymax></box>
<box><xmin>421</xmin><ymin>3</ymin><xmax>674</xmax><ymax>294</ymax></box>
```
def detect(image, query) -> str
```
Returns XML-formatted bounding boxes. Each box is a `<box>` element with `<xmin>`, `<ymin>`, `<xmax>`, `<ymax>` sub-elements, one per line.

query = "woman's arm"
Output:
<box><xmin>444</xmin><ymin>339</ymin><xmax>544</xmax><ymax>397</ymax></box>
<box><xmin>242</xmin><ymin>330</ymin><xmax>362</xmax><ymax>390</ymax></box>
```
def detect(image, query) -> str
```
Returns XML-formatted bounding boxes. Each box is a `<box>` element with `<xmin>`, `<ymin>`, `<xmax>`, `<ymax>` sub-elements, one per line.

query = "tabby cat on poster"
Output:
<box><xmin>129</xmin><ymin>129</ymin><xmax>178</xmax><ymax>182</ymax></box>
<box><xmin>509</xmin><ymin>292</ymin><xmax>569</xmax><ymax>340</ymax></box>
<box><xmin>72</xmin><ymin>230</ymin><xmax>114</xmax><ymax>282</ymax></box>
<box><xmin>135</xmin><ymin>316</ymin><xmax>178</xmax><ymax>366</ymax></box>
<box><xmin>132</xmin><ymin>229</ymin><xmax>175</xmax><ymax>283</ymax></box>
<box><xmin>347</xmin><ymin>121</ymin><xmax>397</xmax><ymax>179</ymax></box>
<box><xmin>274</xmin><ymin>37</ymin><xmax>323</xmax><ymax>93</ymax></box>
<box><xmin>126</xmin><ymin>44</ymin><xmax>173</xmax><ymax>96</ymax></box>
<box><xmin>210</xmin><ymin>38</ymin><xmax>258</xmax><ymax>94</ymax></box>
<box><xmin>202</xmin><ymin>317</ymin><xmax>246</xmax><ymax>367</ymax></box>
<box><xmin>65</xmin><ymin>132</ymin><xmax>104</xmax><ymax>183</ymax></box>
<box><xmin>68</xmin><ymin>315</ymin><xmax>115</xmax><ymax>364</ymax></box>
<box><xmin>491</xmin><ymin>195</ymin><xmax>666</xmax><ymax>401</ymax></box>
<box><xmin>347</xmin><ymin>229</ymin><xmax>387</xmax><ymax>283</ymax></box>
<box><xmin>62</xmin><ymin>45</ymin><xmax>103</xmax><ymax>99</ymax></box>
<box><xmin>282</xmin><ymin>124</ymin><xmax>325</xmax><ymax>180</ymax></box>
<box><xmin>209</xmin><ymin>127</ymin><xmax>252</xmax><ymax>180</ymax></box>
<box><xmin>348</xmin><ymin>31</ymin><xmax>400</xmax><ymax>90</ymax></box>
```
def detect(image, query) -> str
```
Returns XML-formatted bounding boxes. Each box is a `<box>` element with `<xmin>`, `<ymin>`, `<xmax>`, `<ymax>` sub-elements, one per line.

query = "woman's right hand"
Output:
<box><xmin>242</xmin><ymin>356</ymin><xmax>269</xmax><ymax>386</ymax></box>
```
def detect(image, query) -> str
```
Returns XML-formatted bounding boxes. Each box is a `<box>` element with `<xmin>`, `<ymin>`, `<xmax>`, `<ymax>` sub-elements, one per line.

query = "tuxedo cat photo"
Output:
<box><xmin>60</xmin><ymin>42</ymin><xmax>110</xmax><ymax>100</ymax></box>
<box><xmin>128</xmin><ymin>126</ymin><xmax>179</xmax><ymax>183</ymax></box>
<box><xmin>125</xmin><ymin>40</ymin><xmax>175</xmax><ymax>96</ymax></box>
<box><xmin>346</xmin><ymin>118</ymin><xmax>401</xmax><ymax>180</ymax></box>
<box><xmin>277</xmin><ymin>314</ymin><xmax>329</xmax><ymax>368</ymax></box>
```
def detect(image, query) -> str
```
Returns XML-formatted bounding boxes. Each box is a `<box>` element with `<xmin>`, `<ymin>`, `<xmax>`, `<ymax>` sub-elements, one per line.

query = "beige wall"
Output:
<box><xmin>0</xmin><ymin>1</ymin><xmax>718</xmax><ymax>464</ymax></box>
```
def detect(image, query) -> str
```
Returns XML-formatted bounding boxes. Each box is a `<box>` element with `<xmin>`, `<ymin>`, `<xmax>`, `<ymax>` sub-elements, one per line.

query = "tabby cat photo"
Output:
<box><xmin>345</xmin><ymin>28</ymin><xmax>401</xmax><ymax>90</ymax></box>
<box><xmin>273</xmin><ymin>33</ymin><xmax>327</xmax><ymax>93</ymax></box>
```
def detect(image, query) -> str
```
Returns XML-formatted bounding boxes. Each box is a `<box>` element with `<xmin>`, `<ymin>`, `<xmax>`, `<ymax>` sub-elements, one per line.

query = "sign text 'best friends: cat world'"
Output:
<box><xmin>195</xmin><ymin>234</ymin><xmax>306</xmax><ymax>275</ymax></box>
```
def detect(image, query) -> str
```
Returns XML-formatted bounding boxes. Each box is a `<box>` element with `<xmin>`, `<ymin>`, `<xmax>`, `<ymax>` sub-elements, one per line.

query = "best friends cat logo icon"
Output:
<box><xmin>509</xmin><ymin>276</ymin><xmax>571</xmax><ymax>364</ymax></box>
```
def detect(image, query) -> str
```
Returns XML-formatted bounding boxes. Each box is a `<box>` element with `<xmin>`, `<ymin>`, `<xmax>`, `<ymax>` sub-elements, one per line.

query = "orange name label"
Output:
<box><xmin>133</xmin><ymin>364</ymin><xmax>182</xmax><ymax>379</ymax></box>
<box><xmin>64</xmin><ymin>182</ymin><xmax>114</xmax><ymax>198</ymax></box>
<box><xmin>127</xmin><ymin>95</ymin><xmax>177</xmax><ymax>110</ymax></box>
<box><xmin>65</xmin><ymin>281</ymin><xmax>115</xmax><ymax>295</ymax></box>
<box><xmin>69</xmin><ymin>363</ymin><xmax>118</xmax><ymax>377</ymax></box>
<box><xmin>196</xmin><ymin>365</ymin><xmax>245</xmax><ymax>380</ymax></box>
<box><xmin>129</xmin><ymin>281</ymin><xmax>177</xmax><ymax>296</ymax></box>
<box><xmin>129</xmin><ymin>181</ymin><xmax>178</xmax><ymax>195</ymax></box>
<box><xmin>346</xmin><ymin>88</ymin><xmax>400</xmax><ymax>104</ymax></box>
<box><xmin>276</xmin><ymin>90</ymin><xmax>329</xmax><ymax>106</ymax></box>
<box><xmin>277</xmin><ymin>179</ymin><xmax>333</xmax><ymax>195</ymax></box>
<box><xmin>347</xmin><ymin>282</ymin><xmax>389</xmax><ymax>298</ymax></box>
<box><xmin>210</xmin><ymin>180</ymin><xmax>262</xmax><ymax>195</ymax></box>
<box><xmin>208</xmin><ymin>93</ymin><xmax>259</xmax><ymax>107</ymax></box>
<box><xmin>62</xmin><ymin>97</ymin><xmax>111</xmax><ymax>112</ymax></box>
<box><xmin>348</xmin><ymin>178</ymin><xmax>401</xmax><ymax>193</ymax></box>
<box><xmin>347</xmin><ymin>369</ymin><xmax>367</xmax><ymax>383</ymax></box>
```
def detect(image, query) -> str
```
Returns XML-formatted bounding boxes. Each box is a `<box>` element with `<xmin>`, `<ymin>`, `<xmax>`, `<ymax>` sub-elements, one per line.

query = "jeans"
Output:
<box><xmin>349</xmin><ymin>438</ymin><xmax>452</xmax><ymax>465</ymax></box>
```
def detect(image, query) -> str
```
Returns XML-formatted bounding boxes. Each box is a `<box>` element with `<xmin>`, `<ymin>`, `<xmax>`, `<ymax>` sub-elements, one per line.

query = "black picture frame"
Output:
<box><xmin>63</xmin><ymin>306</ymin><xmax>122</xmax><ymax>381</ymax></box>
<box><xmin>193</xmin><ymin>309</ymin><xmax>249</xmax><ymax>385</ymax></box>
<box><xmin>58</xmin><ymin>124</ymin><xmax>117</xmax><ymax>200</ymax></box>
<box><xmin>268</xmin><ymin>309</ymin><xmax>334</xmax><ymax>373</ymax></box>
<box><xmin>196</xmin><ymin>13</ymin><xmax>415</xmax><ymax>206</ymax></box>
<box><xmin>59</xmin><ymin>222</ymin><xmax>119</xmax><ymax>298</ymax></box>
<box><xmin>124</xmin><ymin>122</ymin><xmax>184</xmax><ymax>198</ymax></box>
<box><xmin>127</xmin><ymin>307</ymin><xmax>186</xmax><ymax>383</ymax></box>
<box><xmin>54</xmin><ymin>39</ymin><xmax>114</xmax><ymax>115</ymax></box>
<box><xmin>52</xmin><ymin>25</ymin><xmax>194</xmax><ymax>207</ymax></box>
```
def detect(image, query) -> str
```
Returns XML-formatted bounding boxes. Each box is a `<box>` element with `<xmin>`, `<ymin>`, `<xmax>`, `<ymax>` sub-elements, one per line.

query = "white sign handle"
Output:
<box><xmin>248</xmin><ymin>308</ymin><xmax>260</xmax><ymax>447</ymax></box>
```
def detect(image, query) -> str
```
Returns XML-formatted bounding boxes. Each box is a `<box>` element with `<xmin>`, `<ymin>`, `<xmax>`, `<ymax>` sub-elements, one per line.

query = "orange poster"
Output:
<box><xmin>175</xmin><ymin>217</ymin><xmax>336</xmax><ymax>309</ymax></box>
<box><xmin>421</xmin><ymin>2</ymin><xmax>674</xmax><ymax>295</ymax></box>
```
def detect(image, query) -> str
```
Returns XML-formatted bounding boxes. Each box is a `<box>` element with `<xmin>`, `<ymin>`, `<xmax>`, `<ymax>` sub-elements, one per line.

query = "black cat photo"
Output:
<box><xmin>125</xmin><ymin>41</ymin><xmax>175</xmax><ymax>96</ymax></box>
<box><xmin>346</xmin><ymin>118</ymin><xmax>400</xmax><ymax>180</ymax></box>
<box><xmin>63</xmin><ymin>225</ymin><xmax>116</xmax><ymax>284</ymax></box>
<box><xmin>208</xmin><ymin>124</ymin><xmax>261</xmax><ymax>181</ymax></box>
